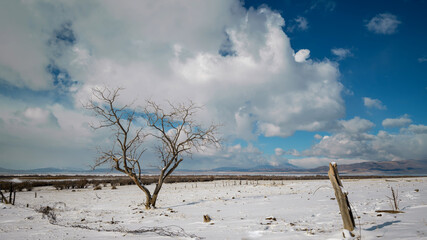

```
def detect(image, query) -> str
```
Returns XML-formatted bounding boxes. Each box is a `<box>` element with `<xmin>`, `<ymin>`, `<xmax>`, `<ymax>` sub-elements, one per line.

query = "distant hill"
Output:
<box><xmin>307</xmin><ymin>160</ymin><xmax>427</xmax><ymax>175</ymax></box>
<box><xmin>211</xmin><ymin>160</ymin><xmax>427</xmax><ymax>175</ymax></box>
<box><xmin>212</xmin><ymin>162</ymin><xmax>300</xmax><ymax>172</ymax></box>
<box><xmin>1</xmin><ymin>160</ymin><xmax>426</xmax><ymax>175</ymax></box>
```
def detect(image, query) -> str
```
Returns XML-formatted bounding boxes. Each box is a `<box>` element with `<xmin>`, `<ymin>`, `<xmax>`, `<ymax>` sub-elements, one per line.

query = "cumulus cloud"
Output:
<box><xmin>366</xmin><ymin>13</ymin><xmax>401</xmax><ymax>35</ymax></box>
<box><xmin>294</xmin><ymin>49</ymin><xmax>311</xmax><ymax>63</ymax></box>
<box><xmin>382</xmin><ymin>114</ymin><xmax>412</xmax><ymax>128</ymax></box>
<box><xmin>337</xmin><ymin>117</ymin><xmax>375</xmax><ymax>133</ymax></box>
<box><xmin>234</xmin><ymin>106</ymin><xmax>257</xmax><ymax>140</ymax></box>
<box><xmin>0</xmin><ymin>95</ymin><xmax>97</xmax><ymax>169</ymax></box>
<box><xmin>187</xmin><ymin>143</ymin><xmax>269</xmax><ymax>170</ymax></box>
<box><xmin>331</xmin><ymin>48</ymin><xmax>352</xmax><ymax>60</ymax></box>
<box><xmin>19</xmin><ymin>107</ymin><xmax>59</xmax><ymax>128</ymax></box>
<box><xmin>0</xmin><ymin>2</ymin><xmax>52</xmax><ymax>90</ymax></box>
<box><xmin>0</xmin><ymin>1</ymin><xmax>346</xmax><ymax>169</ymax></box>
<box><xmin>295</xmin><ymin>117</ymin><xmax>427</xmax><ymax>168</ymax></box>
<box><xmin>23</xmin><ymin>1</ymin><xmax>343</xmax><ymax>143</ymax></box>
<box><xmin>363</xmin><ymin>97</ymin><xmax>386</xmax><ymax>110</ymax></box>
<box><xmin>314</xmin><ymin>134</ymin><xmax>323</xmax><ymax>139</ymax></box>
<box><xmin>403</xmin><ymin>124</ymin><xmax>427</xmax><ymax>134</ymax></box>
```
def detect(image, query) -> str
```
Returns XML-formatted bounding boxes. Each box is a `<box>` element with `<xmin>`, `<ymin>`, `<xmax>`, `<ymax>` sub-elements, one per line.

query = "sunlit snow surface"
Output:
<box><xmin>1</xmin><ymin>178</ymin><xmax>426</xmax><ymax>239</ymax></box>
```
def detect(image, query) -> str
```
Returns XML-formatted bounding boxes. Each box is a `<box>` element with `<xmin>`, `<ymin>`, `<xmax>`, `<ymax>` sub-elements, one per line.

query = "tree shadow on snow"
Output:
<box><xmin>168</xmin><ymin>200</ymin><xmax>206</xmax><ymax>208</ymax></box>
<box><xmin>365</xmin><ymin>220</ymin><xmax>401</xmax><ymax>231</ymax></box>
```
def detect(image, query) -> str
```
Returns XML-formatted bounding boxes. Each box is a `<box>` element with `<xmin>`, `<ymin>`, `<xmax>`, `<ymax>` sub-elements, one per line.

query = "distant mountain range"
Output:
<box><xmin>212</xmin><ymin>162</ymin><xmax>300</xmax><ymax>173</ymax></box>
<box><xmin>1</xmin><ymin>160</ymin><xmax>426</xmax><ymax>175</ymax></box>
<box><xmin>306</xmin><ymin>160</ymin><xmax>427</xmax><ymax>175</ymax></box>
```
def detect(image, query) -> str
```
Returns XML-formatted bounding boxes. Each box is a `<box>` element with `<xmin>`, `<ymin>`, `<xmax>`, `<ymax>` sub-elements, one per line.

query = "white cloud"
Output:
<box><xmin>363</xmin><ymin>97</ymin><xmax>386</xmax><ymax>110</ymax></box>
<box><xmin>331</xmin><ymin>48</ymin><xmax>352</xmax><ymax>60</ymax></box>
<box><xmin>338</xmin><ymin>117</ymin><xmax>375</xmax><ymax>133</ymax></box>
<box><xmin>366</xmin><ymin>13</ymin><xmax>401</xmax><ymax>35</ymax></box>
<box><xmin>418</xmin><ymin>57</ymin><xmax>427</xmax><ymax>63</ymax></box>
<box><xmin>295</xmin><ymin>16</ymin><xmax>308</xmax><ymax>30</ymax></box>
<box><xmin>0</xmin><ymin>2</ymin><xmax>52</xmax><ymax>90</ymax></box>
<box><xmin>287</xmin><ymin>149</ymin><xmax>300</xmax><ymax>156</ymax></box>
<box><xmin>297</xmin><ymin>117</ymin><xmax>427</xmax><ymax>167</ymax></box>
<box><xmin>234</xmin><ymin>106</ymin><xmax>256</xmax><ymax>141</ymax></box>
<box><xmin>314</xmin><ymin>134</ymin><xmax>323</xmax><ymax>139</ymax></box>
<box><xmin>294</xmin><ymin>49</ymin><xmax>311</xmax><ymax>63</ymax></box>
<box><xmin>187</xmin><ymin>143</ymin><xmax>267</xmax><ymax>170</ymax></box>
<box><xmin>404</xmin><ymin>124</ymin><xmax>427</xmax><ymax>134</ymax></box>
<box><xmin>69</xmin><ymin>3</ymin><xmax>343</xmax><ymax>139</ymax></box>
<box><xmin>0</xmin><ymin>95</ymin><xmax>98</xmax><ymax>169</ymax></box>
<box><xmin>20</xmin><ymin>107</ymin><xmax>59</xmax><ymax>128</ymax></box>
<box><xmin>382</xmin><ymin>114</ymin><xmax>412</xmax><ymax>128</ymax></box>
<box><xmin>275</xmin><ymin>147</ymin><xmax>285</xmax><ymax>156</ymax></box>
<box><xmin>0</xmin><ymin>1</ymin><xmax>346</xmax><ymax>169</ymax></box>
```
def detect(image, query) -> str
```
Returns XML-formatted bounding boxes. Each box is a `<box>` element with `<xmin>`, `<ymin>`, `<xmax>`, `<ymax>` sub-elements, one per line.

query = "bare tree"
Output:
<box><xmin>85</xmin><ymin>87</ymin><xmax>151</xmax><ymax>207</ymax></box>
<box><xmin>144</xmin><ymin>100</ymin><xmax>220</xmax><ymax>208</ymax></box>
<box><xmin>86</xmin><ymin>87</ymin><xmax>220</xmax><ymax>209</ymax></box>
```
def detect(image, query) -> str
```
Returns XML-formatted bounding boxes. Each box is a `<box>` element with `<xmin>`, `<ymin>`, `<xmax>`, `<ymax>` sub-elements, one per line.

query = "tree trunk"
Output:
<box><xmin>128</xmin><ymin>175</ymin><xmax>153</xmax><ymax>209</ymax></box>
<box><xmin>328</xmin><ymin>162</ymin><xmax>355</xmax><ymax>235</ymax></box>
<box><xmin>150</xmin><ymin>193</ymin><xmax>158</xmax><ymax>208</ymax></box>
<box><xmin>150</xmin><ymin>182</ymin><xmax>163</xmax><ymax>208</ymax></box>
<box><xmin>144</xmin><ymin>193</ymin><xmax>152</xmax><ymax>210</ymax></box>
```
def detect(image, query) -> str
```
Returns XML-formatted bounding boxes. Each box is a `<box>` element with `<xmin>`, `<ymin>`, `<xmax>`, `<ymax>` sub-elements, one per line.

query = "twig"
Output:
<box><xmin>65</xmin><ymin>223</ymin><xmax>203</xmax><ymax>239</ymax></box>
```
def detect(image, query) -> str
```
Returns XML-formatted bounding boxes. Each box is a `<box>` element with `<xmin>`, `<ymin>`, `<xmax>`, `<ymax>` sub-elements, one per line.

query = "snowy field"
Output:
<box><xmin>1</xmin><ymin>178</ymin><xmax>426</xmax><ymax>239</ymax></box>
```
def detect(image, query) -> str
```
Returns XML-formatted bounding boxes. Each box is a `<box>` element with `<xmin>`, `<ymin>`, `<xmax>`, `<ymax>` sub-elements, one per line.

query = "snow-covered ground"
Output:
<box><xmin>1</xmin><ymin>178</ymin><xmax>426</xmax><ymax>239</ymax></box>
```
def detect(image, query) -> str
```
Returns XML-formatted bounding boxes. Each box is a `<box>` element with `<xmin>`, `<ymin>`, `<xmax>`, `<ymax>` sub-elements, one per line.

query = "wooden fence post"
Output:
<box><xmin>0</xmin><ymin>189</ymin><xmax>9</xmax><ymax>204</ymax></box>
<box><xmin>328</xmin><ymin>162</ymin><xmax>355</xmax><ymax>236</ymax></box>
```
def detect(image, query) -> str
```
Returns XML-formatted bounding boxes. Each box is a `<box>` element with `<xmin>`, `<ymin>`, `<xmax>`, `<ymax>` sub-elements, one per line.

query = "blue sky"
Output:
<box><xmin>242</xmin><ymin>0</ymin><xmax>427</xmax><ymax>155</ymax></box>
<box><xmin>0</xmin><ymin>0</ymin><xmax>426</xmax><ymax>170</ymax></box>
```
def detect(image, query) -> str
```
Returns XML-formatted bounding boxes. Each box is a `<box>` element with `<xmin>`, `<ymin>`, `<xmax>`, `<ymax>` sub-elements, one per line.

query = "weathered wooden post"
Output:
<box><xmin>328</xmin><ymin>162</ymin><xmax>355</xmax><ymax>237</ymax></box>
<box><xmin>9</xmin><ymin>183</ymin><xmax>13</xmax><ymax>203</ymax></box>
<box><xmin>0</xmin><ymin>188</ymin><xmax>9</xmax><ymax>204</ymax></box>
<box><xmin>12</xmin><ymin>191</ymin><xmax>16</xmax><ymax>205</ymax></box>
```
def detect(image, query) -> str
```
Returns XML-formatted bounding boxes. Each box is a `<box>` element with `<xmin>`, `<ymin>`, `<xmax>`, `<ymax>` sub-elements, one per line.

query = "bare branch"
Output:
<box><xmin>86</xmin><ymin>87</ymin><xmax>220</xmax><ymax>209</ymax></box>
<box><xmin>85</xmin><ymin>86</ymin><xmax>151</xmax><ymax>207</ymax></box>
<box><xmin>143</xmin><ymin>100</ymin><xmax>221</xmax><ymax>206</ymax></box>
